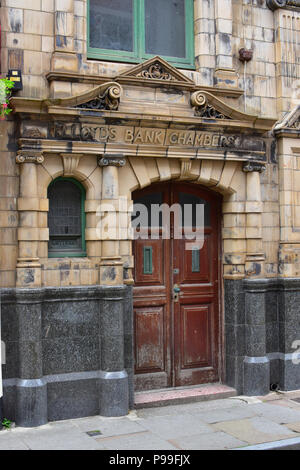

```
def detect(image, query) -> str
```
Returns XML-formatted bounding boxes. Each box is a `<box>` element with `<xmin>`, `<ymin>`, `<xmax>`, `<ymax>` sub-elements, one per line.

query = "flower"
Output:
<box><xmin>2</xmin><ymin>103</ymin><xmax>7</xmax><ymax>108</ymax></box>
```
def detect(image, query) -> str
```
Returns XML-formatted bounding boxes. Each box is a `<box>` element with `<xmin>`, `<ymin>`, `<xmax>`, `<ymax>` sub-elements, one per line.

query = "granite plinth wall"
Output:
<box><xmin>1</xmin><ymin>285</ymin><xmax>133</xmax><ymax>427</ymax></box>
<box><xmin>225</xmin><ymin>278</ymin><xmax>300</xmax><ymax>395</ymax></box>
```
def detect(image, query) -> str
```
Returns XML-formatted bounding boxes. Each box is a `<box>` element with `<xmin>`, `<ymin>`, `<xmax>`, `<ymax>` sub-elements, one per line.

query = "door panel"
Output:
<box><xmin>133</xmin><ymin>182</ymin><xmax>221</xmax><ymax>391</ymax></box>
<box><xmin>135</xmin><ymin>306</ymin><xmax>165</xmax><ymax>373</ymax></box>
<box><xmin>180</xmin><ymin>305</ymin><xmax>211</xmax><ymax>368</ymax></box>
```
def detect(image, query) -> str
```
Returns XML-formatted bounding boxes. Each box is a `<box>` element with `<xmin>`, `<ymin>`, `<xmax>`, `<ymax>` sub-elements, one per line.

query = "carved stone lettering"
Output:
<box><xmin>50</xmin><ymin>123</ymin><xmax>266</xmax><ymax>156</ymax></box>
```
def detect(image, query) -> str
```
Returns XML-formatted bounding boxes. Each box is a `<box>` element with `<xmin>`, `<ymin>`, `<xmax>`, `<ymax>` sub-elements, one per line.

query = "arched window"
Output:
<box><xmin>47</xmin><ymin>178</ymin><xmax>86</xmax><ymax>257</ymax></box>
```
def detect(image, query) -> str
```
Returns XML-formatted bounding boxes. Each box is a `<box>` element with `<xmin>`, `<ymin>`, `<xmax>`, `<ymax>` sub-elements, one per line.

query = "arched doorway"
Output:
<box><xmin>133</xmin><ymin>181</ymin><xmax>222</xmax><ymax>391</ymax></box>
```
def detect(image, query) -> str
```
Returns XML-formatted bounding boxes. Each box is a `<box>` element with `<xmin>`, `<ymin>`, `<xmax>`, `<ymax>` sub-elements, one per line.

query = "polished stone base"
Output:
<box><xmin>225</xmin><ymin>278</ymin><xmax>300</xmax><ymax>396</ymax></box>
<box><xmin>1</xmin><ymin>285</ymin><xmax>133</xmax><ymax>427</ymax></box>
<box><xmin>1</xmin><ymin>278</ymin><xmax>300</xmax><ymax>426</ymax></box>
<box><xmin>99</xmin><ymin>370</ymin><xmax>129</xmax><ymax>416</ymax></box>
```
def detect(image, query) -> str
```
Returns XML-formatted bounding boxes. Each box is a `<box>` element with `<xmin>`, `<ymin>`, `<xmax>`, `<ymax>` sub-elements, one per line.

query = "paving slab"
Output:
<box><xmin>71</xmin><ymin>415</ymin><xmax>146</xmax><ymax>437</ymax></box>
<box><xmin>16</xmin><ymin>426</ymin><xmax>105</xmax><ymax>450</ymax></box>
<box><xmin>95</xmin><ymin>431</ymin><xmax>177</xmax><ymax>450</ymax></box>
<box><xmin>212</xmin><ymin>417</ymin><xmax>299</xmax><ymax>445</ymax></box>
<box><xmin>193</xmin><ymin>405</ymin><xmax>257</xmax><ymax>424</ymax></box>
<box><xmin>0</xmin><ymin>433</ymin><xmax>29</xmax><ymax>450</ymax></box>
<box><xmin>136</xmin><ymin>414</ymin><xmax>213</xmax><ymax>439</ymax></box>
<box><xmin>286</xmin><ymin>422</ymin><xmax>300</xmax><ymax>433</ymax></box>
<box><xmin>248</xmin><ymin>402</ymin><xmax>300</xmax><ymax>424</ymax></box>
<box><xmin>170</xmin><ymin>431</ymin><xmax>247</xmax><ymax>450</ymax></box>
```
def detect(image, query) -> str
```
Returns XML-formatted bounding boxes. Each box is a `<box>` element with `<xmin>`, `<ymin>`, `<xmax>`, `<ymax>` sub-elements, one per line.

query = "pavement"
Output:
<box><xmin>1</xmin><ymin>390</ymin><xmax>300</xmax><ymax>450</ymax></box>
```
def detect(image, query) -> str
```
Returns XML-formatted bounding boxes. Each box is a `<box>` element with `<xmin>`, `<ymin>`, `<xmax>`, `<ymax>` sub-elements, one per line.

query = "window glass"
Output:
<box><xmin>145</xmin><ymin>0</ymin><xmax>186</xmax><ymax>58</ymax></box>
<box><xmin>48</xmin><ymin>179</ymin><xmax>85</xmax><ymax>256</ymax></box>
<box><xmin>89</xmin><ymin>0</ymin><xmax>134</xmax><ymax>52</ymax></box>
<box><xmin>178</xmin><ymin>192</ymin><xmax>210</xmax><ymax>227</ymax></box>
<box><xmin>133</xmin><ymin>192</ymin><xmax>163</xmax><ymax>227</ymax></box>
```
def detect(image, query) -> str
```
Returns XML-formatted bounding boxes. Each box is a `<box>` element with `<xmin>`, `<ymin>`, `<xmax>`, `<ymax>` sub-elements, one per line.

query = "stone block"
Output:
<box><xmin>24</xmin><ymin>10</ymin><xmax>53</xmax><ymax>36</ymax></box>
<box><xmin>42</xmin><ymin>0</ymin><xmax>54</xmax><ymax>12</ymax></box>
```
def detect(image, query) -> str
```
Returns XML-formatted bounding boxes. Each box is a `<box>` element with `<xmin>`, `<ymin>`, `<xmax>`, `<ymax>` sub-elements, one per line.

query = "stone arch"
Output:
<box><xmin>119</xmin><ymin>157</ymin><xmax>244</xmax><ymax>198</ymax></box>
<box><xmin>119</xmin><ymin>156</ymin><xmax>262</xmax><ymax>281</ymax></box>
<box><xmin>37</xmin><ymin>153</ymin><xmax>102</xmax><ymax>201</ymax></box>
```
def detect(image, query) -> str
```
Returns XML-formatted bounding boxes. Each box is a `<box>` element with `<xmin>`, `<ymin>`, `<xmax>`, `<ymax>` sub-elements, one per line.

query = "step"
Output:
<box><xmin>134</xmin><ymin>383</ymin><xmax>237</xmax><ymax>409</ymax></box>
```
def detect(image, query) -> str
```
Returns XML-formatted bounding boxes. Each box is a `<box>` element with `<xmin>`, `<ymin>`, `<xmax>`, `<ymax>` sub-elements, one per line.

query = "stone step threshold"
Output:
<box><xmin>134</xmin><ymin>383</ymin><xmax>237</xmax><ymax>409</ymax></box>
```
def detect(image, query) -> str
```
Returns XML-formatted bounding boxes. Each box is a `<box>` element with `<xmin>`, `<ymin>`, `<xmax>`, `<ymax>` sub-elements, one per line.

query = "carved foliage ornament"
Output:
<box><xmin>290</xmin><ymin>118</ymin><xmax>300</xmax><ymax>129</ymax></box>
<box><xmin>76</xmin><ymin>85</ymin><xmax>122</xmax><ymax>111</ymax></box>
<box><xmin>191</xmin><ymin>92</ymin><xmax>231</xmax><ymax>120</ymax></box>
<box><xmin>136</xmin><ymin>62</ymin><xmax>176</xmax><ymax>81</ymax></box>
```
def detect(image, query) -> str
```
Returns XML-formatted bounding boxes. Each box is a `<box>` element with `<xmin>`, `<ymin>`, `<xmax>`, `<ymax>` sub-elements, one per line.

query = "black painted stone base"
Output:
<box><xmin>225</xmin><ymin>278</ymin><xmax>300</xmax><ymax>396</ymax></box>
<box><xmin>1</xmin><ymin>285</ymin><xmax>133</xmax><ymax>427</ymax></box>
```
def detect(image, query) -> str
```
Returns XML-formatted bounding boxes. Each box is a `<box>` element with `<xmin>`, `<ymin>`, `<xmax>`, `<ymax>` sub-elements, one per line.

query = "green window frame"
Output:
<box><xmin>47</xmin><ymin>177</ymin><xmax>86</xmax><ymax>258</ymax></box>
<box><xmin>87</xmin><ymin>0</ymin><xmax>195</xmax><ymax>69</ymax></box>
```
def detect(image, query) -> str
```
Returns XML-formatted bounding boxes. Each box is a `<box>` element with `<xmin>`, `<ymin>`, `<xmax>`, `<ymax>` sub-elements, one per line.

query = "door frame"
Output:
<box><xmin>132</xmin><ymin>180</ymin><xmax>224</xmax><ymax>389</ymax></box>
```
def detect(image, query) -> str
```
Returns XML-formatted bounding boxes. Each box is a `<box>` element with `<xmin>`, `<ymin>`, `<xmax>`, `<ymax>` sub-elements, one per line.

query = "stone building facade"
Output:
<box><xmin>0</xmin><ymin>0</ymin><xmax>300</xmax><ymax>426</ymax></box>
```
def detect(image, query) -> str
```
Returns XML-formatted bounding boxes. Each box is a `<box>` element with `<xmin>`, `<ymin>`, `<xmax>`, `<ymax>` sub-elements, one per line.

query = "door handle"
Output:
<box><xmin>173</xmin><ymin>284</ymin><xmax>181</xmax><ymax>302</ymax></box>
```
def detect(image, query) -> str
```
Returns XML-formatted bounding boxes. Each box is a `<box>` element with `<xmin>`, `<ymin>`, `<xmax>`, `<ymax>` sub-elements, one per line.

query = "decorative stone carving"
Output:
<box><xmin>98</xmin><ymin>155</ymin><xmax>126</xmax><ymax>167</ymax></box>
<box><xmin>191</xmin><ymin>92</ymin><xmax>231</xmax><ymax>119</ymax></box>
<box><xmin>117</xmin><ymin>56</ymin><xmax>194</xmax><ymax>86</ymax></box>
<box><xmin>76</xmin><ymin>84</ymin><xmax>122</xmax><ymax>111</ymax></box>
<box><xmin>290</xmin><ymin>118</ymin><xmax>300</xmax><ymax>129</ymax></box>
<box><xmin>136</xmin><ymin>61</ymin><xmax>176</xmax><ymax>81</ymax></box>
<box><xmin>16</xmin><ymin>151</ymin><xmax>44</xmax><ymax>164</ymax></box>
<box><xmin>242</xmin><ymin>161</ymin><xmax>266</xmax><ymax>173</ymax></box>
<box><xmin>267</xmin><ymin>0</ymin><xmax>300</xmax><ymax>10</ymax></box>
<box><xmin>22</xmin><ymin>127</ymin><xmax>45</xmax><ymax>138</ymax></box>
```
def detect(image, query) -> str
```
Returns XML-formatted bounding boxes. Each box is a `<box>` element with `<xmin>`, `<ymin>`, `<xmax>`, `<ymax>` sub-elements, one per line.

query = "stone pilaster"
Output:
<box><xmin>243</xmin><ymin>162</ymin><xmax>266</xmax><ymax>277</ymax></box>
<box><xmin>98</xmin><ymin>155</ymin><xmax>127</xmax><ymax>286</ymax></box>
<box><xmin>51</xmin><ymin>0</ymin><xmax>78</xmax><ymax>76</ymax></box>
<box><xmin>16</xmin><ymin>152</ymin><xmax>48</xmax><ymax>288</ymax></box>
<box><xmin>213</xmin><ymin>0</ymin><xmax>239</xmax><ymax>89</ymax></box>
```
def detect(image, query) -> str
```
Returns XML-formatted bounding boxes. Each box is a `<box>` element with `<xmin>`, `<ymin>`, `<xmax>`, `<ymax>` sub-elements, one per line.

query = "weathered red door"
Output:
<box><xmin>133</xmin><ymin>182</ymin><xmax>221</xmax><ymax>391</ymax></box>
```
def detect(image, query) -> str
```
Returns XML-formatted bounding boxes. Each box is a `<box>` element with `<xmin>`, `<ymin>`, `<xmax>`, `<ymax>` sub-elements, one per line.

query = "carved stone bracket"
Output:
<box><xmin>76</xmin><ymin>84</ymin><xmax>122</xmax><ymax>111</ymax></box>
<box><xmin>98</xmin><ymin>155</ymin><xmax>126</xmax><ymax>167</ymax></box>
<box><xmin>242</xmin><ymin>161</ymin><xmax>266</xmax><ymax>173</ymax></box>
<box><xmin>191</xmin><ymin>91</ymin><xmax>232</xmax><ymax>120</ymax></box>
<box><xmin>267</xmin><ymin>0</ymin><xmax>300</xmax><ymax>10</ymax></box>
<box><xmin>179</xmin><ymin>160</ymin><xmax>194</xmax><ymax>180</ymax></box>
<box><xmin>43</xmin><ymin>82</ymin><xmax>123</xmax><ymax>112</ymax></box>
<box><xmin>16</xmin><ymin>151</ymin><xmax>44</xmax><ymax>164</ymax></box>
<box><xmin>60</xmin><ymin>153</ymin><xmax>83</xmax><ymax>176</ymax></box>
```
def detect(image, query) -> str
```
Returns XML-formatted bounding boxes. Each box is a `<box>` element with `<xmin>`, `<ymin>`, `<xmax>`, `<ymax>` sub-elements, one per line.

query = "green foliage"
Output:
<box><xmin>0</xmin><ymin>78</ymin><xmax>14</xmax><ymax>120</ymax></box>
<box><xmin>1</xmin><ymin>418</ymin><xmax>12</xmax><ymax>429</ymax></box>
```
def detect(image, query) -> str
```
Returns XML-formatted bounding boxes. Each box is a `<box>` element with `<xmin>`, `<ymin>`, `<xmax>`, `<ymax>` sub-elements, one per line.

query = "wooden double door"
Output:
<box><xmin>133</xmin><ymin>182</ymin><xmax>221</xmax><ymax>391</ymax></box>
